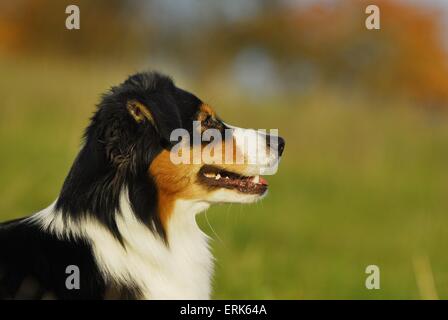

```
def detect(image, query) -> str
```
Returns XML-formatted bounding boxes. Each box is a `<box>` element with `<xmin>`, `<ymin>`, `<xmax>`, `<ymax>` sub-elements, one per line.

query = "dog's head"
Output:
<box><xmin>58</xmin><ymin>72</ymin><xmax>284</xmax><ymax>239</ymax></box>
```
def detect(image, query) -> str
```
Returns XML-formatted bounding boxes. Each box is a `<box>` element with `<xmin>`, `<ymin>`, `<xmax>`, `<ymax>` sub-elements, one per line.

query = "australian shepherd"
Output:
<box><xmin>0</xmin><ymin>72</ymin><xmax>285</xmax><ymax>299</ymax></box>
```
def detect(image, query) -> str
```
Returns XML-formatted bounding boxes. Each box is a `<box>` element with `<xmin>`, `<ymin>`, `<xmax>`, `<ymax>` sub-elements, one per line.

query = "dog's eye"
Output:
<box><xmin>203</xmin><ymin>115</ymin><xmax>214</xmax><ymax>126</ymax></box>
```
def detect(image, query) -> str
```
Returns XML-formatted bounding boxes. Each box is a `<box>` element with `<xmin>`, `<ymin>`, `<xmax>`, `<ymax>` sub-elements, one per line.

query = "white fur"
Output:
<box><xmin>207</xmin><ymin>188</ymin><xmax>267</xmax><ymax>204</ymax></box>
<box><xmin>27</xmin><ymin>194</ymin><xmax>213</xmax><ymax>300</ymax></box>
<box><xmin>225</xmin><ymin>123</ymin><xmax>280</xmax><ymax>175</ymax></box>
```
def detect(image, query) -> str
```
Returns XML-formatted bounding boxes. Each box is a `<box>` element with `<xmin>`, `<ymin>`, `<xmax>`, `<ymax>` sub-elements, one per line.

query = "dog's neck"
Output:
<box><xmin>30</xmin><ymin>194</ymin><xmax>214</xmax><ymax>299</ymax></box>
<box><xmin>109</xmin><ymin>195</ymin><xmax>213</xmax><ymax>299</ymax></box>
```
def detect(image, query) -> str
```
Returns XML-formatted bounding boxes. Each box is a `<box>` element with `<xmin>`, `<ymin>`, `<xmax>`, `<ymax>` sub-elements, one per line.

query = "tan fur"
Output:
<box><xmin>199</xmin><ymin>103</ymin><xmax>216</xmax><ymax>120</ymax></box>
<box><xmin>149</xmin><ymin>150</ymin><xmax>202</xmax><ymax>228</ymax></box>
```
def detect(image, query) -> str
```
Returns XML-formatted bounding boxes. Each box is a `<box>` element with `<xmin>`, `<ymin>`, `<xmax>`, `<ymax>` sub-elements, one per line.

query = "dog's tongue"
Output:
<box><xmin>259</xmin><ymin>176</ymin><xmax>268</xmax><ymax>186</ymax></box>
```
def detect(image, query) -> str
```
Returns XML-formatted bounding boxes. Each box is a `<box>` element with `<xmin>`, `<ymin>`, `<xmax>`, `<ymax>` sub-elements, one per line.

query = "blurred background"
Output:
<box><xmin>1</xmin><ymin>0</ymin><xmax>448</xmax><ymax>299</ymax></box>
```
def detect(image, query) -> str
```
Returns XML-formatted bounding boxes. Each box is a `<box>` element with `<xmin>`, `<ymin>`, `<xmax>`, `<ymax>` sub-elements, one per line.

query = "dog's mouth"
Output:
<box><xmin>198</xmin><ymin>165</ymin><xmax>268</xmax><ymax>195</ymax></box>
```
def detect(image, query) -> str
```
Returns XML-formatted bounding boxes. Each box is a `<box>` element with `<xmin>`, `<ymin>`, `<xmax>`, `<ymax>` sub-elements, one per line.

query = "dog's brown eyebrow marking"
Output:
<box><xmin>198</xmin><ymin>103</ymin><xmax>216</xmax><ymax>121</ymax></box>
<box><xmin>127</xmin><ymin>100</ymin><xmax>156</xmax><ymax>126</ymax></box>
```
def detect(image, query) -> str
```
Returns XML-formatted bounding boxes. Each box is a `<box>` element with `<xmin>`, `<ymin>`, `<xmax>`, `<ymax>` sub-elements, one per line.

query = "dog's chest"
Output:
<box><xmin>89</xmin><ymin>201</ymin><xmax>213</xmax><ymax>299</ymax></box>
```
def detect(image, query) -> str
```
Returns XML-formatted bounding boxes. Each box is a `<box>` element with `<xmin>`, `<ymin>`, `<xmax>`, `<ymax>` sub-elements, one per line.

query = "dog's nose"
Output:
<box><xmin>278</xmin><ymin>137</ymin><xmax>285</xmax><ymax>156</ymax></box>
<box><xmin>267</xmin><ymin>135</ymin><xmax>285</xmax><ymax>156</ymax></box>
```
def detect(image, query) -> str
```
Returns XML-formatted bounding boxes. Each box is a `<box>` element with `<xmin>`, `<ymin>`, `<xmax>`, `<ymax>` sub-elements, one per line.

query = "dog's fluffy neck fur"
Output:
<box><xmin>29</xmin><ymin>194</ymin><xmax>213</xmax><ymax>299</ymax></box>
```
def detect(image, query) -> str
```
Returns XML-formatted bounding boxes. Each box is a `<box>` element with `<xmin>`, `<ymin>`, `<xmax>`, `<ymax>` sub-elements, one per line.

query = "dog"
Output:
<box><xmin>0</xmin><ymin>72</ymin><xmax>285</xmax><ymax>299</ymax></box>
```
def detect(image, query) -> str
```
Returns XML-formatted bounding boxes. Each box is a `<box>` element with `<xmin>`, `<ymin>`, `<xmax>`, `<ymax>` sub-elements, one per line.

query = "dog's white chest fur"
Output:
<box><xmin>31</xmin><ymin>197</ymin><xmax>213</xmax><ymax>299</ymax></box>
<box><xmin>96</xmin><ymin>197</ymin><xmax>213</xmax><ymax>299</ymax></box>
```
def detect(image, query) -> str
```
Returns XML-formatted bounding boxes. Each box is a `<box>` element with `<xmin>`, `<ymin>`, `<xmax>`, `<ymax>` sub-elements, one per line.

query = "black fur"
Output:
<box><xmin>0</xmin><ymin>219</ymin><xmax>106</xmax><ymax>299</ymax></box>
<box><xmin>0</xmin><ymin>71</ymin><xmax>203</xmax><ymax>299</ymax></box>
<box><xmin>56</xmin><ymin>72</ymin><xmax>202</xmax><ymax>242</ymax></box>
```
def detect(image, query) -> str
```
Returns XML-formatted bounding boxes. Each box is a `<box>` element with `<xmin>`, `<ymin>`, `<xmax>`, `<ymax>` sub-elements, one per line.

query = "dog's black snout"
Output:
<box><xmin>277</xmin><ymin>137</ymin><xmax>285</xmax><ymax>156</ymax></box>
<box><xmin>267</xmin><ymin>135</ymin><xmax>285</xmax><ymax>156</ymax></box>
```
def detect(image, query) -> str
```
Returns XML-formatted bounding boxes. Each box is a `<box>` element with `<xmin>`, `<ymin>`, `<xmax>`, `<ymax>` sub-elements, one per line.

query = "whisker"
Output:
<box><xmin>205</xmin><ymin>209</ymin><xmax>224</xmax><ymax>245</ymax></box>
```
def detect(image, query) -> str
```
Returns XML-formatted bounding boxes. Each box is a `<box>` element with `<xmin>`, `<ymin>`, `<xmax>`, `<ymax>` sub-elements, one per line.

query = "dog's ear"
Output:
<box><xmin>127</xmin><ymin>100</ymin><xmax>156</xmax><ymax>128</ymax></box>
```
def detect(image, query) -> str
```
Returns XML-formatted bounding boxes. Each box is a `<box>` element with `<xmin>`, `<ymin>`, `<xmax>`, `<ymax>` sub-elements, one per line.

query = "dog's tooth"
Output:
<box><xmin>253</xmin><ymin>175</ymin><xmax>260</xmax><ymax>183</ymax></box>
<box><xmin>225</xmin><ymin>176</ymin><xmax>229</xmax><ymax>179</ymax></box>
<box><xmin>215</xmin><ymin>173</ymin><xmax>221</xmax><ymax>180</ymax></box>
<box><xmin>204</xmin><ymin>172</ymin><xmax>216</xmax><ymax>178</ymax></box>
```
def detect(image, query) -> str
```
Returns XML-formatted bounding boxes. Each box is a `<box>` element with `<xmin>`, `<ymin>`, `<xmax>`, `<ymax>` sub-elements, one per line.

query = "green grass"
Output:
<box><xmin>1</xmin><ymin>56</ymin><xmax>448</xmax><ymax>299</ymax></box>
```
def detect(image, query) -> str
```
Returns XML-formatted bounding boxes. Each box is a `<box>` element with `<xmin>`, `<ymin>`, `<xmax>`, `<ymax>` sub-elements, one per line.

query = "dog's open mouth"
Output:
<box><xmin>198</xmin><ymin>165</ymin><xmax>268</xmax><ymax>194</ymax></box>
